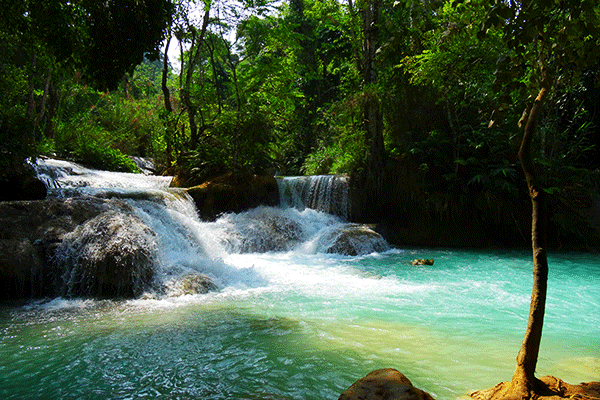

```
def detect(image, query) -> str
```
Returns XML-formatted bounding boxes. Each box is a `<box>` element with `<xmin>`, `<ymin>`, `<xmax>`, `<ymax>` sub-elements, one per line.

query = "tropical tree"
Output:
<box><xmin>0</xmin><ymin>0</ymin><xmax>172</xmax><ymax>175</ymax></box>
<box><xmin>471</xmin><ymin>1</ymin><xmax>600</xmax><ymax>399</ymax></box>
<box><xmin>346</xmin><ymin>0</ymin><xmax>386</xmax><ymax>178</ymax></box>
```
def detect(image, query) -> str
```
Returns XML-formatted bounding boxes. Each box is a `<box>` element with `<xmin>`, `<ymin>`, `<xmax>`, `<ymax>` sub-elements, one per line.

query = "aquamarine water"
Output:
<box><xmin>1</xmin><ymin>160</ymin><xmax>598</xmax><ymax>399</ymax></box>
<box><xmin>1</xmin><ymin>248</ymin><xmax>598</xmax><ymax>400</ymax></box>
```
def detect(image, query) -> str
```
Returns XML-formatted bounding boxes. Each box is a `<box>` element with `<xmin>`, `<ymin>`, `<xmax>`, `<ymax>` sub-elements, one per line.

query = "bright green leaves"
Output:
<box><xmin>401</xmin><ymin>1</ymin><xmax>503</xmax><ymax>114</ymax></box>
<box><xmin>478</xmin><ymin>0</ymin><xmax>600</xmax><ymax>88</ymax></box>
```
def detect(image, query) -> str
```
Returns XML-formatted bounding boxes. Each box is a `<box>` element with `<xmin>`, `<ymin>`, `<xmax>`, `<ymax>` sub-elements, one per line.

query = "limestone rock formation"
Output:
<box><xmin>54</xmin><ymin>209</ymin><xmax>157</xmax><ymax>299</ymax></box>
<box><xmin>220</xmin><ymin>207</ymin><xmax>305</xmax><ymax>253</ymax></box>
<box><xmin>185</xmin><ymin>172</ymin><xmax>279</xmax><ymax>221</ymax></box>
<box><xmin>339</xmin><ymin>368</ymin><xmax>436</xmax><ymax>400</ymax></box>
<box><xmin>167</xmin><ymin>273</ymin><xmax>218</xmax><ymax>296</ymax></box>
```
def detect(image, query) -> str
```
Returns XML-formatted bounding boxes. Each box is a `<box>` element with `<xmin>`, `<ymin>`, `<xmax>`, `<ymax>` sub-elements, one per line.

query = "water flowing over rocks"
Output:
<box><xmin>0</xmin><ymin>198</ymin><xmax>105</xmax><ymax>298</ymax></box>
<box><xmin>0</xmin><ymin>197</ymin><xmax>159</xmax><ymax>300</ymax></box>
<box><xmin>213</xmin><ymin>206</ymin><xmax>389</xmax><ymax>255</ymax></box>
<box><xmin>217</xmin><ymin>207</ymin><xmax>306</xmax><ymax>253</ymax></box>
<box><xmin>54</xmin><ymin>208</ymin><xmax>157</xmax><ymax>299</ymax></box>
<box><xmin>1</xmin><ymin>159</ymin><xmax>390</xmax><ymax>300</ymax></box>
<box><xmin>278</xmin><ymin>175</ymin><xmax>349</xmax><ymax>218</ymax></box>
<box><xmin>339</xmin><ymin>369</ymin><xmax>436</xmax><ymax>400</ymax></box>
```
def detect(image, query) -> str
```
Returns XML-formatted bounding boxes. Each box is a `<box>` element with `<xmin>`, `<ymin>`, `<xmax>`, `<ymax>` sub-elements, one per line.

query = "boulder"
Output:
<box><xmin>167</xmin><ymin>273</ymin><xmax>218</xmax><ymax>296</ymax></box>
<box><xmin>0</xmin><ymin>197</ymin><xmax>156</xmax><ymax>300</ymax></box>
<box><xmin>185</xmin><ymin>172</ymin><xmax>279</xmax><ymax>221</ymax></box>
<box><xmin>339</xmin><ymin>368</ymin><xmax>435</xmax><ymax>400</ymax></box>
<box><xmin>224</xmin><ymin>208</ymin><xmax>305</xmax><ymax>253</ymax></box>
<box><xmin>323</xmin><ymin>224</ymin><xmax>389</xmax><ymax>256</ymax></box>
<box><xmin>0</xmin><ymin>198</ymin><xmax>108</xmax><ymax>299</ymax></box>
<box><xmin>54</xmin><ymin>209</ymin><xmax>157</xmax><ymax>299</ymax></box>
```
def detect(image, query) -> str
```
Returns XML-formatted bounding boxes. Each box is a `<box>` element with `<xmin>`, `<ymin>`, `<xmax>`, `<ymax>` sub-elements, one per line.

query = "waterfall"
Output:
<box><xmin>29</xmin><ymin>160</ymin><xmax>387</xmax><ymax>299</ymax></box>
<box><xmin>277</xmin><ymin>175</ymin><xmax>349</xmax><ymax>219</ymax></box>
<box><xmin>33</xmin><ymin>157</ymin><xmax>172</xmax><ymax>192</ymax></box>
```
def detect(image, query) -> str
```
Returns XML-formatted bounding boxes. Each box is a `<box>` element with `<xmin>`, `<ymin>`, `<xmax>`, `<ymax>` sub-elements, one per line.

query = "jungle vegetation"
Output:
<box><xmin>2</xmin><ymin>0</ymin><xmax>600</xmax><ymax>247</ymax></box>
<box><xmin>2</xmin><ymin>2</ymin><xmax>600</xmax><ymax>399</ymax></box>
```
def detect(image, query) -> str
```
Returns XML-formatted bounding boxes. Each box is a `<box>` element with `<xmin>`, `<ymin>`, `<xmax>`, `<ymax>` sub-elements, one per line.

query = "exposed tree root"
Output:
<box><xmin>471</xmin><ymin>376</ymin><xmax>600</xmax><ymax>400</ymax></box>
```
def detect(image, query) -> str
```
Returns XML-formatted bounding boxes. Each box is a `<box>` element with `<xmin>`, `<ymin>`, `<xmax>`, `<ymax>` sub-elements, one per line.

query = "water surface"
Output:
<box><xmin>1</xmin><ymin>160</ymin><xmax>597</xmax><ymax>399</ymax></box>
<box><xmin>1</xmin><ymin>248</ymin><xmax>598</xmax><ymax>400</ymax></box>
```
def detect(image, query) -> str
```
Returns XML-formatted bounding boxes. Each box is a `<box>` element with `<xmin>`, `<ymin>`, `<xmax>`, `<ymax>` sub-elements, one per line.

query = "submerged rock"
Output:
<box><xmin>411</xmin><ymin>259</ymin><xmax>434</xmax><ymax>266</ymax></box>
<box><xmin>339</xmin><ymin>368</ymin><xmax>435</xmax><ymax>400</ymax></box>
<box><xmin>166</xmin><ymin>273</ymin><xmax>218</xmax><ymax>296</ymax></box>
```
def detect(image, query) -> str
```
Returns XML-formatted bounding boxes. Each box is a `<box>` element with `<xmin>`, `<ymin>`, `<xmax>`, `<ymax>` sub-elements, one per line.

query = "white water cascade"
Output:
<box><xmin>277</xmin><ymin>175</ymin><xmax>350</xmax><ymax>218</ymax></box>
<box><xmin>33</xmin><ymin>159</ymin><xmax>388</xmax><ymax>298</ymax></box>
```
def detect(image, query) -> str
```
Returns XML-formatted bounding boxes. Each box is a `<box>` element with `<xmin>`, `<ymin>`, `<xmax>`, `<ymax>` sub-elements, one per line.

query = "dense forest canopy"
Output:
<box><xmin>1</xmin><ymin>0</ymin><xmax>600</xmax><ymax>245</ymax></box>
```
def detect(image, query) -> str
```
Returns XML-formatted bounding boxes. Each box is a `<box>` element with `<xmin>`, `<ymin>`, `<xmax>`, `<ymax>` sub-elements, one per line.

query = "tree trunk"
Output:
<box><xmin>510</xmin><ymin>76</ymin><xmax>552</xmax><ymax>398</ymax></box>
<box><xmin>25</xmin><ymin>53</ymin><xmax>37</xmax><ymax>147</ymax></box>
<box><xmin>182</xmin><ymin>7</ymin><xmax>210</xmax><ymax>147</ymax></box>
<box><xmin>161</xmin><ymin>34</ymin><xmax>174</xmax><ymax>168</ymax></box>
<box><xmin>346</xmin><ymin>0</ymin><xmax>363</xmax><ymax>73</ymax></box>
<box><xmin>221</xmin><ymin>36</ymin><xmax>243</xmax><ymax>170</ymax></box>
<box><xmin>33</xmin><ymin>72</ymin><xmax>52</xmax><ymax>131</ymax></box>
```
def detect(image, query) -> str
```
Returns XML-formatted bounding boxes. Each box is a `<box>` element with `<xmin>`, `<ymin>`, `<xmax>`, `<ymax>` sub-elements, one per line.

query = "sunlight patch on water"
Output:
<box><xmin>546</xmin><ymin>356</ymin><xmax>600</xmax><ymax>382</ymax></box>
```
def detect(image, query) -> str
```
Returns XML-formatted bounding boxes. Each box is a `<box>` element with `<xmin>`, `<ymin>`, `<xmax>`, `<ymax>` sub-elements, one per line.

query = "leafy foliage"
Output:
<box><xmin>1</xmin><ymin>0</ymin><xmax>599</xmax><ymax>248</ymax></box>
<box><xmin>0</xmin><ymin>0</ymin><xmax>172</xmax><ymax>175</ymax></box>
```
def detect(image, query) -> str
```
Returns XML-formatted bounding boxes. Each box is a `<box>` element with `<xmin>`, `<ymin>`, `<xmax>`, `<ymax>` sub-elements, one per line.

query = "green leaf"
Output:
<box><xmin>543</xmin><ymin>187</ymin><xmax>561</xmax><ymax>195</ymax></box>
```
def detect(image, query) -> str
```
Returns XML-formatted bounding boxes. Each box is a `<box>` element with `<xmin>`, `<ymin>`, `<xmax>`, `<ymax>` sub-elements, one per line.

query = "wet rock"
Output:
<box><xmin>411</xmin><ymin>259</ymin><xmax>434</xmax><ymax>266</ymax></box>
<box><xmin>0</xmin><ymin>238</ymin><xmax>50</xmax><ymax>299</ymax></box>
<box><xmin>322</xmin><ymin>224</ymin><xmax>389</xmax><ymax>256</ymax></box>
<box><xmin>339</xmin><ymin>368</ymin><xmax>436</xmax><ymax>400</ymax></box>
<box><xmin>0</xmin><ymin>198</ymin><xmax>156</xmax><ymax>300</ymax></box>
<box><xmin>55</xmin><ymin>209</ymin><xmax>157</xmax><ymax>299</ymax></box>
<box><xmin>168</xmin><ymin>273</ymin><xmax>218</xmax><ymax>296</ymax></box>
<box><xmin>0</xmin><ymin>198</ymin><xmax>107</xmax><ymax>299</ymax></box>
<box><xmin>224</xmin><ymin>208</ymin><xmax>305</xmax><ymax>253</ymax></box>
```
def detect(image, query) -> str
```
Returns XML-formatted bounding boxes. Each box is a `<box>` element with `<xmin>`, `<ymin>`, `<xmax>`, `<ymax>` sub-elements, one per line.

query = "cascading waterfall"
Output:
<box><xmin>32</xmin><ymin>159</ymin><xmax>388</xmax><ymax>298</ymax></box>
<box><xmin>277</xmin><ymin>175</ymin><xmax>350</xmax><ymax>219</ymax></box>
